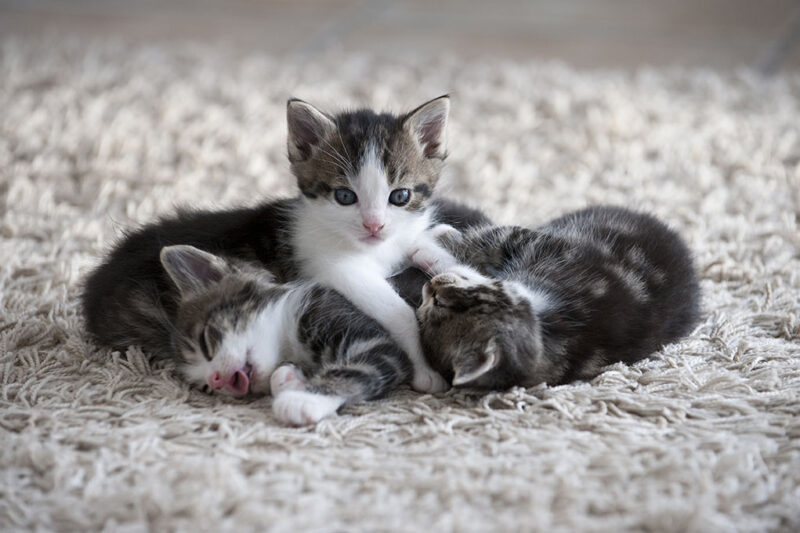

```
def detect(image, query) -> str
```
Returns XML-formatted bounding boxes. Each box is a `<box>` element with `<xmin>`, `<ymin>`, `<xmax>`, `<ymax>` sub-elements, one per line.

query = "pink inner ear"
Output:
<box><xmin>417</xmin><ymin>116</ymin><xmax>445</xmax><ymax>158</ymax></box>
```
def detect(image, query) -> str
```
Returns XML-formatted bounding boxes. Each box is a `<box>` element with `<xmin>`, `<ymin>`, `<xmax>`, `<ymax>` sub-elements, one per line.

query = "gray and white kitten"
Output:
<box><xmin>160</xmin><ymin>245</ymin><xmax>411</xmax><ymax>426</ymax></box>
<box><xmin>412</xmin><ymin>206</ymin><xmax>701</xmax><ymax>388</ymax></box>
<box><xmin>286</xmin><ymin>96</ymin><xmax>452</xmax><ymax>393</ymax></box>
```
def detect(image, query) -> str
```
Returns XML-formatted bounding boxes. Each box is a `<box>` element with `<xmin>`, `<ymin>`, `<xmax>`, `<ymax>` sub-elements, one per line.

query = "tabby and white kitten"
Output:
<box><xmin>160</xmin><ymin>245</ymin><xmax>411</xmax><ymax>425</ymax></box>
<box><xmin>412</xmin><ymin>206</ymin><xmax>701</xmax><ymax>388</ymax></box>
<box><xmin>285</xmin><ymin>96</ymin><xmax>452</xmax><ymax>392</ymax></box>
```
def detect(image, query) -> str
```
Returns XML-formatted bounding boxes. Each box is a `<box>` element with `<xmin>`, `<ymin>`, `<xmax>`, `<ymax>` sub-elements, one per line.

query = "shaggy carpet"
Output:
<box><xmin>1</xmin><ymin>37</ymin><xmax>799</xmax><ymax>532</ymax></box>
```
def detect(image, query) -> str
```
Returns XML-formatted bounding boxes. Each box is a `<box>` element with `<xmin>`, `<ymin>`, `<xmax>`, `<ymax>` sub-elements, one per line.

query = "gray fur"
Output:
<box><xmin>287</xmin><ymin>96</ymin><xmax>448</xmax><ymax>211</ymax></box>
<box><xmin>417</xmin><ymin>206</ymin><xmax>701</xmax><ymax>389</ymax></box>
<box><xmin>164</xmin><ymin>246</ymin><xmax>411</xmax><ymax>404</ymax></box>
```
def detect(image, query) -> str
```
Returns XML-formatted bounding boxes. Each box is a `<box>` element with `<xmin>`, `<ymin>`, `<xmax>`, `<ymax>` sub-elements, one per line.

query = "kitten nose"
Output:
<box><xmin>363</xmin><ymin>221</ymin><xmax>385</xmax><ymax>235</ymax></box>
<box><xmin>209</xmin><ymin>372</ymin><xmax>225</xmax><ymax>389</ymax></box>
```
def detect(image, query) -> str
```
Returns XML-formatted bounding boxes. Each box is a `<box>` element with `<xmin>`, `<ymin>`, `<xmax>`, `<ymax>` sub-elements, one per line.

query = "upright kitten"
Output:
<box><xmin>286</xmin><ymin>96</ymin><xmax>453</xmax><ymax>392</ymax></box>
<box><xmin>82</xmin><ymin>97</ymin><xmax>488</xmax><ymax>393</ymax></box>
<box><xmin>160</xmin><ymin>245</ymin><xmax>411</xmax><ymax>425</ymax></box>
<box><xmin>412</xmin><ymin>206</ymin><xmax>701</xmax><ymax>388</ymax></box>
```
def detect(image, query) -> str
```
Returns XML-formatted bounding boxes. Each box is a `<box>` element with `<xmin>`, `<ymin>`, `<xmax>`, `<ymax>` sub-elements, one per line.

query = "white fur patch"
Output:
<box><xmin>355</xmin><ymin>143</ymin><xmax>389</xmax><ymax>228</ymax></box>
<box><xmin>272</xmin><ymin>390</ymin><xmax>344</xmax><ymax>426</ymax></box>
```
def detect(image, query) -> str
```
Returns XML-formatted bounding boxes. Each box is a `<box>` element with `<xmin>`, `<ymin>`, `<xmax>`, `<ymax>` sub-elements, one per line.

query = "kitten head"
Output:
<box><xmin>160</xmin><ymin>245</ymin><xmax>286</xmax><ymax>397</ymax></box>
<box><xmin>416</xmin><ymin>271</ymin><xmax>544</xmax><ymax>389</ymax></box>
<box><xmin>287</xmin><ymin>96</ymin><xmax>450</xmax><ymax>247</ymax></box>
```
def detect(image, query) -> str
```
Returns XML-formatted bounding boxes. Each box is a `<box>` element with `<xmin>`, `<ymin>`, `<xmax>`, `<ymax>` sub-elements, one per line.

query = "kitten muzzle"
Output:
<box><xmin>209</xmin><ymin>363</ymin><xmax>253</xmax><ymax>396</ymax></box>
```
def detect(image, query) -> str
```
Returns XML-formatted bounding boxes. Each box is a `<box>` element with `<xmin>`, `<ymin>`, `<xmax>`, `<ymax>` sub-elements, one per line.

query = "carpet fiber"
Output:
<box><xmin>1</xmin><ymin>38</ymin><xmax>799</xmax><ymax>532</ymax></box>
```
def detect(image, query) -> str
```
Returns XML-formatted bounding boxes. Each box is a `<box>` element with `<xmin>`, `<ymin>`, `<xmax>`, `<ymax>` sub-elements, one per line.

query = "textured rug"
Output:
<box><xmin>1</xmin><ymin>37</ymin><xmax>799</xmax><ymax>532</ymax></box>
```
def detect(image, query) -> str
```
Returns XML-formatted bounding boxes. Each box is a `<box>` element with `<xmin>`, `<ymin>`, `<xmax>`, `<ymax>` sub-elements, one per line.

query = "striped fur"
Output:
<box><xmin>161</xmin><ymin>246</ymin><xmax>411</xmax><ymax>426</ymax></box>
<box><xmin>416</xmin><ymin>206</ymin><xmax>701</xmax><ymax>389</ymax></box>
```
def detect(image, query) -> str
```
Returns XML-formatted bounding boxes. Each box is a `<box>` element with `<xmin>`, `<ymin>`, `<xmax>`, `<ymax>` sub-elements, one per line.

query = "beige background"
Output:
<box><xmin>1</xmin><ymin>0</ymin><xmax>799</xmax><ymax>70</ymax></box>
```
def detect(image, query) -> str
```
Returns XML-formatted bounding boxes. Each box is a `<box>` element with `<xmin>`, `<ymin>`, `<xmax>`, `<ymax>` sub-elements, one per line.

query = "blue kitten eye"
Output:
<box><xmin>334</xmin><ymin>188</ymin><xmax>357</xmax><ymax>205</ymax></box>
<box><xmin>389</xmin><ymin>188</ymin><xmax>411</xmax><ymax>206</ymax></box>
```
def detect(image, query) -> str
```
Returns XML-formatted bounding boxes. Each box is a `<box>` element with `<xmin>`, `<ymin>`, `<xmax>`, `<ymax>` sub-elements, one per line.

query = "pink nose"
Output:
<box><xmin>209</xmin><ymin>372</ymin><xmax>225</xmax><ymax>389</ymax></box>
<box><xmin>363</xmin><ymin>221</ymin><xmax>385</xmax><ymax>235</ymax></box>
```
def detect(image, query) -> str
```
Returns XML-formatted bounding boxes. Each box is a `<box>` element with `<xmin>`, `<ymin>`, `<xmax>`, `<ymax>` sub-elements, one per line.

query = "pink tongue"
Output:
<box><xmin>228</xmin><ymin>370</ymin><xmax>250</xmax><ymax>396</ymax></box>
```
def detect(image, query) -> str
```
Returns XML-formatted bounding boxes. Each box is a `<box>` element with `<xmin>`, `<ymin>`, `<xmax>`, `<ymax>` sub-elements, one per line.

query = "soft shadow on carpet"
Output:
<box><xmin>1</xmin><ymin>38</ymin><xmax>799</xmax><ymax>532</ymax></box>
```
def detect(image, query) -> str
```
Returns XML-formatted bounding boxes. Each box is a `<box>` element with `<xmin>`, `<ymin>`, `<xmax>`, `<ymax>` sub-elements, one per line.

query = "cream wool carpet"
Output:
<box><xmin>1</xmin><ymin>38</ymin><xmax>799</xmax><ymax>532</ymax></box>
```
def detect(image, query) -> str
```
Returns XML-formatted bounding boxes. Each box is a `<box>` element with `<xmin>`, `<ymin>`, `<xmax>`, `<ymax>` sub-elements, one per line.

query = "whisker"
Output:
<box><xmin>315</xmin><ymin>145</ymin><xmax>352</xmax><ymax>176</ymax></box>
<box><xmin>320</xmin><ymin>137</ymin><xmax>355</xmax><ymax>175</ymax></box>
<box><xmin>335</xmin><ymin>128</ymin><xmax>354</xmax><ymax>172</ymax></box>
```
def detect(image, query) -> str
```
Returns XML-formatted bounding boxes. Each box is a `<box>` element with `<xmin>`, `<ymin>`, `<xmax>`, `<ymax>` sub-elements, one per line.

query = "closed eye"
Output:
<box><xmin>198</xmin><ymin>329</ymin><xmax>211</xmax><ymax>361</ymax></box>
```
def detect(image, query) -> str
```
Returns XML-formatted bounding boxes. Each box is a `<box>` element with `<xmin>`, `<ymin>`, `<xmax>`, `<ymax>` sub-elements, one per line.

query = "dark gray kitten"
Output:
<box><xmin>413</xmin><ymin>206</ymin><xmax>701</xmax><ymax>389</ymax></box>
<box><xmin>159</xmin><ymin>245</ymin><xmax>411</xmax><ymax>426</ymax></box>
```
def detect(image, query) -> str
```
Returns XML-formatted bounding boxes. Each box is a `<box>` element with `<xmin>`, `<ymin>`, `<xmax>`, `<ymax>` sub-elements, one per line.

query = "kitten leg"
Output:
<box><xmin>409</xmin><ymin>230</ymin><xmax>460</xmax><ymax>276</ymax></box>
<box><xmin>318</xmin><ymin>263</ymin><xmax>448</xmax><ymax>393</ymax></box>
<box><xmin>271</xmin><ymin>364</ymin><xmax>343</xmax><ymax>426</ymax></box>
<box><xmin>273</xmin><ymin>345</ymin><xmax>408</xmax><ymax>426</ymax></box>
<box><xmin>410</xmin><ymin>226</ymin><xmax>488</xmax><ymax>281</ymax></box>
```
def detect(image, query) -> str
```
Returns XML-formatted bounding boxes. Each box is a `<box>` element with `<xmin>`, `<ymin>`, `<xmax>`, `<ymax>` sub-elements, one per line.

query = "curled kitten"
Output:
<box><xmin>160</xmin><ymin>245</ymin><xmax>411</xmax><ymax>425</ymax></box>
<box><xmin>413</xmin><ymin>206</ymin><xmax>701</xmax><ymax>389</ymax></box>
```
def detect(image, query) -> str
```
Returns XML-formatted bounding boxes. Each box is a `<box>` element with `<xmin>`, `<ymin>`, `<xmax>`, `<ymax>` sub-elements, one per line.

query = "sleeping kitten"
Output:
<box><xmin>83</xmin><ymin>96</ymin><xmax>488</xmax><ymax>393</ymax></box>
<box><xmin>160</xmin><ymin>245</ymin><xmax>411</xmax><ymax>426</ymax></box>
<box><xmin>412</xmin><ymin>206</ymin><xmax>701</xmax><ymax>388</ymax></box>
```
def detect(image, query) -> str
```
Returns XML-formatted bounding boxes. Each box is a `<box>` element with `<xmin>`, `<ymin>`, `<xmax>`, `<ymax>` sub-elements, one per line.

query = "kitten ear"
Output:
<box><xmin>403</xmin><ymin>95</ymin><xmax>449</xmax><ymax>159</ymax></box>
<box><xmin>286</xmin><ymin>98</ymin><xmax>337</xmax><ymax>162</ymax></box>
<box><xmin>452</xmin><ymin>338</ymin><xmax>498</xmax><ymax>386</ymax></box>
<box><xmin>160</xmin><ymin>245</ymin><xmax>229</xmax><ymax>296</ymax></box>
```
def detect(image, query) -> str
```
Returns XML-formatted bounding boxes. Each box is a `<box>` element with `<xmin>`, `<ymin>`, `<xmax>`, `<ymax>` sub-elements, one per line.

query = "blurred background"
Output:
<box><xmin>1</xmin><ymin>0</ymin><xmax>799</xmax><ymax>73</ymax></box>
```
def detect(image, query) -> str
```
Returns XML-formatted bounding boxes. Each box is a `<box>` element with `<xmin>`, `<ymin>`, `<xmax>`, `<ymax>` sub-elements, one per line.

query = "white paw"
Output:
<box><xmin>429</xmin><ymin>223</ymin><xmax>459</xmax><ymax>240</ymax></box>
<box><xmin>435</xmin><ymin>266</ymin><xmax>491</xmax><ymax>287</ymax></box>
<box><xmin>270</xmin><ymin>364</ymin><xmax>307</xmax><ymax>395</ymax></box>
<box><xmin>272</xmin><ymin>390</ymin><xmax>344</xmax><ymax>426</ymax></box>
<box><xmin>409</xmin><ymin>240</ymin><xmax>458</xmax><ymax>276</ymax></box>
<box><xmin>411</xmin><ymin>367</ymin><xmax>449</xmax><ymax>393</ymax></box>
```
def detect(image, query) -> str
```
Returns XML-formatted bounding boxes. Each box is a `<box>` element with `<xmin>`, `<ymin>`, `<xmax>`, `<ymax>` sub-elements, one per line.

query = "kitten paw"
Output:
<box><xmin>272</xmin><ymin>390</ymin><xmax>344</xmax><ymax>426</ymax></box>
<box><xmin>429</xmin><ymin>223</ymin><xmax>459</xmax><ymax>240</ymax></box>
<box><xmin>411</xmin><ymin>368</ymin><xmax>449</xmax><ymax>393</ymax></box>
<box><xmin>270</xmin><ymin>364</ymin><xmax>307</xmax><ymax>395</ymax></box>
<box><xmin>409</xmin><ymin>241</ymin><xmax>458</xmax><ymax>276</ymax></box>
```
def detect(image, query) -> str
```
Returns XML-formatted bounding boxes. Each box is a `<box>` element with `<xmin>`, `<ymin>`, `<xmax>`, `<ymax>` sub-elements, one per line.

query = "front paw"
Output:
<box><xmin>411</xmin><ymin>367</ymin><xmax>449</xmax><ymax>393</ymax></box>
<box><xmin>270</xmin><ymin>363</ymin><xmax>307</xmax><ymax>395</ymax></box>
<box><xmin>429</xmin><ymin>223</ymin><xmax>459</xmax><ymax>240</ymax></box>
<box><xmin>409</xmin><ymin>242</ymin><xmax>457</xmax><ymax>276</ymax></box>
<box><xmin>272</xmin><ymin>390</ymin><xmax>343</xmax><ymax>426</ymax></box>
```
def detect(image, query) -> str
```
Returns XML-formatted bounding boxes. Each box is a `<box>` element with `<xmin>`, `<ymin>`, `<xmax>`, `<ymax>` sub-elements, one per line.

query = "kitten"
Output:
<box><xmin>160</xmin><ymin>245</ymin><xmax>411</xmax><ymax>426</ymax></box>
<box><xmin>412</xmin><ymin>206</ymin><xmax>701</xmax><ymax>389</ymax></box>
<box><xmin>285</xmin><ymin>96</ymin><xmax>453</xmax><ymax>392</ymax></box>
<box><xmin>82</xmin><ymin>96</ymin><xmax>489</xmax><ymax>392</ymax></box>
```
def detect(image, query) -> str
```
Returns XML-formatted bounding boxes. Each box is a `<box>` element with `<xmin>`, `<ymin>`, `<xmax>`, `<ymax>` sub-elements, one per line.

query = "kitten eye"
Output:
<box><xmin>388</xmin><ymin>188</ymin><xmax>411</xmax><ymax>206</ymax></box>
<box><xmin>334</xmin><ymin>188</ymin><xmax>358</xmax><ymax>205</ymax></box>
<box><xmin>198</xmin><ymin>329</ymin><xmax>212</xmax><ymax>361</ymax></box>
